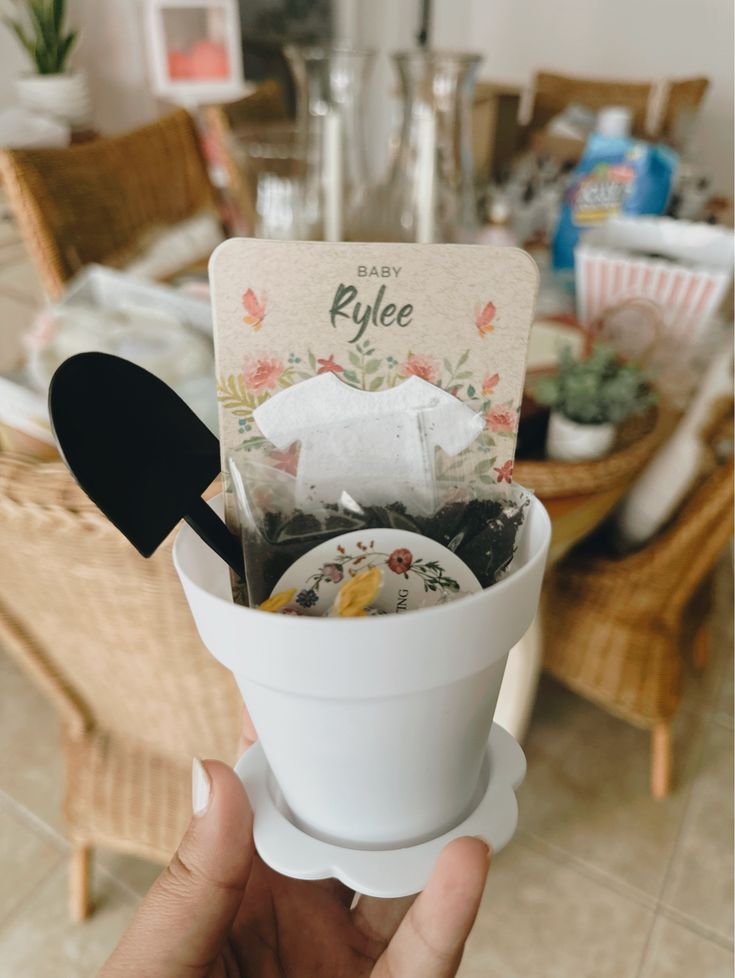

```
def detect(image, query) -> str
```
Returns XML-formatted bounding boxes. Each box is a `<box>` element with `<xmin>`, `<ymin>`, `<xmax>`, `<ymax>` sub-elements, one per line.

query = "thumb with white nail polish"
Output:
<box><xmin>100</xmin><ymin>759</ymin><xmax>255</xmax><ymax>978</ymax></box>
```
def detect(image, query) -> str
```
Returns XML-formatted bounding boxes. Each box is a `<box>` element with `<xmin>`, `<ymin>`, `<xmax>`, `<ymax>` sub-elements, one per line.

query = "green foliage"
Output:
<box><xmin>4</xmin><ymin>0</ymin><xmax>78</xmax><ymax>74</ymax></box>
<box><xmin>533</xmin><ymin>345</ymin><xmax>656</xmax><ymax>426</ymax></box>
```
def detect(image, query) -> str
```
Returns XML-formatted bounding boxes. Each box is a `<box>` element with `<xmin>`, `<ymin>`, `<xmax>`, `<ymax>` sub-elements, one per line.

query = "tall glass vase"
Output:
<box><xmin>285</xmin><ymin>45</ymin><xmax>375</xmax><ymax>242</ymax></box>
<box><xmin>373</xmin><ymin>51</ymin><xmax>483</xmax><ymax>243</ymax></box>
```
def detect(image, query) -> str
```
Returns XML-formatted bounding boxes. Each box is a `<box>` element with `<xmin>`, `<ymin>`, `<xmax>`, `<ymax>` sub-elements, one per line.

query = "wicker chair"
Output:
<box><xmin>203</xmin><ymin>79</ymin><xmax>289</xmax><ymax>234</ymax></box>
<box><xmin>0</xmin><ymin>454</ymin><xmax>242</xmax><ymax>920</ymax></box>
<box><xmin>0</xmin><ymin>109</ymin><xmax>218</xmax><ymax>298</ymax></box>
<box><xmin>543</xmin><ymin>403</ymin><xmax>733</xmax><ymax>798</ymax></box>
<box><xmin>526</xmin><ymin>70</ymin><xmax>709</xmax><ymax>143</ymax></box>
<box><xmin>528</xmin><ymin>70</ymin><xmax>654</xmax><ymax>138</ymax></box>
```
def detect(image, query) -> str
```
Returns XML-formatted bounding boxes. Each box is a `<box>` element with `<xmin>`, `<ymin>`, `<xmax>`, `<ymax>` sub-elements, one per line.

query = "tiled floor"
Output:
<box><xmin>0</xmin><ymin>246</ymin><xmax>733</xmax><ymax>977</ymax></box>
<box><xmin>0</xmin><ymin>558</ymin><xmax>730</xmax><ymax>978</ymax></box>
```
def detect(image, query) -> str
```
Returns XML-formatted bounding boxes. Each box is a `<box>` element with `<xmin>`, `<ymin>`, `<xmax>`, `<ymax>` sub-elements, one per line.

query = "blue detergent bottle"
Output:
<box><xmin>552</xmin><ymin>106</ymin><xmax>678</xmax><ymax>270</ymax></box>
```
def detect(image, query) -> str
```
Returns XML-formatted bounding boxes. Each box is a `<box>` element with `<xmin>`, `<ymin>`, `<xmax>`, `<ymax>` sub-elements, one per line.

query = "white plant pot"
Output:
<box><xmin>546</xmin><ymin>411</ymin><xmax>616</xmax><ymax>462</ymax></box>
<box><xmin>174</xmin><ymin>491</ymin><xmax>551</xmax><ymax>850</ymax></box>
<box><xmin>16</xmin><ymin>72</ymin><xmax>92</xmax><ymax>131</ymax></box>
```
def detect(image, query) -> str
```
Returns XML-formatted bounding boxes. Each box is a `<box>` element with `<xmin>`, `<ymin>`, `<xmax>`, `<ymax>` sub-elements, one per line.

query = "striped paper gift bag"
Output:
<box><xmin>575</xmin><ymin>217</ymin><xmax>733</xmax><ymax>343</ymax></box>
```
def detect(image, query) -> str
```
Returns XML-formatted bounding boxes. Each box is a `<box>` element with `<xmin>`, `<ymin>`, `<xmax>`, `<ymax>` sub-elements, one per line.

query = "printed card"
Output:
<box><xmin>211</xmin><ymin>240</ymin><xmax>539</xmax><ymax>528</ymax></box>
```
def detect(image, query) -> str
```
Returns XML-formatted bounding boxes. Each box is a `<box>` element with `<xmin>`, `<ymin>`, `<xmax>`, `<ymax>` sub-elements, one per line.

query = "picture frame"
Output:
<box><xmin>144</xmin><ymin>0</ymin><xmax>251</xmax><ymax>105</ymax></box>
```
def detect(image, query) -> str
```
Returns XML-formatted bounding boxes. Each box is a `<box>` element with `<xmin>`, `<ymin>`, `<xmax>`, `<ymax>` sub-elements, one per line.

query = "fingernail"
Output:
<box><xmin>473</xmin><ymin>835</ymin><xmax>492</xmax><ymax>859</ymax></box>
<box><xmin>192</xmin><ymin>758</ymin><xmax>211</xmax><ymax>817</ymax></box>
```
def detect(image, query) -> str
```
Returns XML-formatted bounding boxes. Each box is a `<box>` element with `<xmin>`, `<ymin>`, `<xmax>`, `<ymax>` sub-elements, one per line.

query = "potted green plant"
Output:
<box><xmin>533</xmin><ymin>345</ymin><xmax>656</xmax><ymax>461</ymax></box>
<box><xmin>4</xmin><ymin>0</ymin><xmax>89</xmax><ymax>131</ymax></box>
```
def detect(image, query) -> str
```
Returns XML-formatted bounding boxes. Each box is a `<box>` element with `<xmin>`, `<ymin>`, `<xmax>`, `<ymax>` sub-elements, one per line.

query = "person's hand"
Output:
<box><xmin>100</xmin><ymin>759</ymin><xmax>490</xmax><ymax>978</ymax></box>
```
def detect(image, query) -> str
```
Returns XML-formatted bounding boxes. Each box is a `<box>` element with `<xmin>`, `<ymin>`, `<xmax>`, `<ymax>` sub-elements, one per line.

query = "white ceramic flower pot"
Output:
<box><xmin>16</xmin><ymin>72</ymin><xmax>92</xmax><ymax>130</ymax></box>
<box><xmin>174</xmin><ymin>492</ymin><xmax>550</xmax><ymax>849</ymax></box>
<box><xmin>546</xmin><ymin>411</ymin><xmax>616</xmax><ymax>462</ymax></box>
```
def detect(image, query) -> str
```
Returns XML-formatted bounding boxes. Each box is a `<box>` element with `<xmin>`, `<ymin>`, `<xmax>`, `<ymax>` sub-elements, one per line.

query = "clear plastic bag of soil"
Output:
<box><xmin>228</xmin><ymin>376</ymin><xmax>530</xmax><ymax>607</ymax></box>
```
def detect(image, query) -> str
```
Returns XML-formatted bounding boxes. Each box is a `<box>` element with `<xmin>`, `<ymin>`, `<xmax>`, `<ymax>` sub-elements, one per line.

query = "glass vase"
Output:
<box><xmin>373</xmin><ymin>51</ymin><xmax>483</xmax><ymax>243</ymax></box>
<box><xmin>285</xmin><ymin>45</ymin><xmax>375</xmax><ymax>242</ymax></box>
<box><xmin>235</xmin><ymin>125</ymin><xmax>306</xmax><ymax>240</ymax></box>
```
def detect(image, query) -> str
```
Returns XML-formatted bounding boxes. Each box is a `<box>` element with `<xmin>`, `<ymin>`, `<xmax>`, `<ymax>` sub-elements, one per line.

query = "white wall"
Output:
<box><xmin>0</xmin><ymin>0</ymin><xmax>731</xmax><ymax>192</ymax></box>
<box><xmin>0</xmin><ymin>0</ymin><xmax>157</xmax><ymax>135</ymax></box>
<box><xmin>0</xmin><ymin>33</ymin><xmax>29</xmax><ymax>111</ymax></box>
<box><xmin>70</xmin><ymin>0</ymin><xmax>158</xmax><ymax>133</ymax></box>
<box><xmin>433</xmin><ymin>0</ymin><xmax>734</xmax><ymax>193</ymax></box>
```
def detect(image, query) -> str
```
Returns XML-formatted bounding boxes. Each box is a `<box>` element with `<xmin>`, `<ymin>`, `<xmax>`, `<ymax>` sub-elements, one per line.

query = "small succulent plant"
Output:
<box><xmin>534</xmin><ymin>345</ymin><xmax>656</xmax><ymax>426</ymax></box>
<box><xmin>4</xmin><ymin>0</ymin><xmax>78</xmax><ymax>75</ymax></box>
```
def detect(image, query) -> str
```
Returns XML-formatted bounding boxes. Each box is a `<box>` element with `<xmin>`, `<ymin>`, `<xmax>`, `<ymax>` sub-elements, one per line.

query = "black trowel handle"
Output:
<box><xmin>185</xmin><ymin>497</ymin><xmax>245</xmax><ymax>579</ymax></box>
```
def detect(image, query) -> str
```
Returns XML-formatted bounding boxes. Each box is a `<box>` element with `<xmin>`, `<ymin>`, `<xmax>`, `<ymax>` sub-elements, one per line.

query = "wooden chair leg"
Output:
<box><xmin>651</xmin><ymin>723</ymin><xmax>672</xmax><ymax>799</ymax></box>
<box><xmin>70</xmin><ymin>845</ymin><xmax>91</xmax><ymax>922</ymax></box>
<box><xmin>693</xmin><ymin>616</ymin><xmax>711</xmax><ymax>671</ymax></box>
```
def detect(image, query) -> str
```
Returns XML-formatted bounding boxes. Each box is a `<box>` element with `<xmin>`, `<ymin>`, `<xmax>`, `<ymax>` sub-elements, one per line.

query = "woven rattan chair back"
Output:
<box><xmin>614</xmin><ymin>459</ymin><xmax>733</xmax><ymax>628</ymax></box>
<box><xmin>0</xmin><ymin>109</ymin><xmax>217</xmax><ymax>298</ymax></box>
<box><xmin>543</xmin><ymin>402</ymin><xmax>733</xmax><ymax>796</ymax></box>
<box><xmin>0</xmin><ymin>455</ymin><xmax>241</xmax><ymax>762</ymax></box>
<box><xmin>527</xmin><ymin>71</ymin><xmax>709</xmax><ymax>143</ymax></box>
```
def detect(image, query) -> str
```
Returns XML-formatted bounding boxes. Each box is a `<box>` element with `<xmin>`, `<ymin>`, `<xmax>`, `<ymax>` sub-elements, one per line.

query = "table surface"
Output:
<box><xmin>544</xmin><ymin>484</ymin><xmax>630</xmax><ymax>565</ymax></box>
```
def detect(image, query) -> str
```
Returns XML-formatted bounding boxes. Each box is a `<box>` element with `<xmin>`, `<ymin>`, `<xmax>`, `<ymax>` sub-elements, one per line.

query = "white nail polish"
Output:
<box><xmin>473</xmin><ymin>835</ymin><xmax>492</xmax><ymax>858</ymax></box>
<box><xmin>192</xmin><ymin>758</ymin><xmax>211</xmax><ymax>816</ymax></box>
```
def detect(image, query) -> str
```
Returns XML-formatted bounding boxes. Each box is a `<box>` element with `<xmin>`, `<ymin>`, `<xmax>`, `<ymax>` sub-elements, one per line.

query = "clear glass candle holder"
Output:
<box><xmin>372</xmin><ymin>50</ymin><xmax>483</xmax><ymax>244</ymax></box>
<box><xmin>285</xmin><ymin>45</ymin><xmax>375</xmax><ymax>242</ymax></box>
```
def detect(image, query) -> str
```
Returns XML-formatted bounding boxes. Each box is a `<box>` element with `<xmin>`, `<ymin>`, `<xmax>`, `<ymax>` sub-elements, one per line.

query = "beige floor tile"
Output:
<box><xmin>638</xmin><ymin>915</ymin><xmax>733</xmax><ymax>978</ymax></box>
<box><xmin>518</xmin><ymin>676</ymin><xmax>706</xmax><ymax>900</ymax></box>
<box><xmin>458</xmin><ymin>841</ymin><xmax>654</xmax><ymax>978</ymax></box>
<box><xmin>0</xmin><ymin>651</ymin><xmax>66</xmax><ymax>835</ymax></box>
<box><xmin>717</xmin><ymin>657</ymin><xmax>733</xmax><ymax>723</ymax></box>
<box><xmin>0</xmin><ymin>257</ymin><xmax>46</xmax><ymax>307</ymax></box>
<box><xmin>0</xmin><ymin>864</ymin><xmax>136</xmax><ymax>978</ymax></box>
<box><xmin>681</xmin><ymin>557</ymin><xmax>734</xmax><ymax>722</ymax></box>
<box><xmin>680</xmin><ymin>641</ymin><xmax>732</xmax><ymax>725</ymax></box>
<box><xmin>95</xmin><ymin>850</ymin><xmax>163</xmax><ymax>900</ymax></box>
<box><xmin>0</xmin><ymin>799</ymin><xmax>63</xmax><ymax>921</ymax></box>
<box><xmin>661</xmin><ymin>720</ymin><xmax>734</xmax><ymax>942</ymax></box>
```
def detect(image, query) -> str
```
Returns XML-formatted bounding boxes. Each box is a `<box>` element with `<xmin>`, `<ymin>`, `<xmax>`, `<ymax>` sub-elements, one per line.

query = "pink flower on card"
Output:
<box><xmin>484</xmin><ymin>405</ymin><xmax>517</xmax><ymax>434</ymax></box>
<box><xmin>475</xmin><ymin>301</ymin><xmax>496</xmax><ymax>337</ymax></box>
<box><xmin>317</xmin><ymin>354</ymin><xmax>345</xmax><ymax>374</ymax></box>
<box><xmin>242</xmin><ymin>289</ymin><xmax>266</xmax><ymax>330</ymax></box>
<box><xmin>494</xmin><ymin>460</ymin><xmax>514</xmax><ymax>484</ymax></box>
<box><xmin>241</xmin><ymin>356</ymin><xmax>284</xmax><ymax>392</ymax></box>
<box><xmin>269</xmin><ymin>442</ymin><xmax>299</xmax><ymax>476</ymax></box>
<box><xmin>482</xmin><ymin>372</ymin><xmax>500</xmax><ymax>396</ymax></box>
<box><xmin>399</xmin><ymin>353</ymin><xmax>438</xmax><ymax>383</ymax></box>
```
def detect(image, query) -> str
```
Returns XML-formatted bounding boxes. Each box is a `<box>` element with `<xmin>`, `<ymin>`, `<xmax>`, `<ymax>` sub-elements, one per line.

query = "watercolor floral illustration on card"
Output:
<box><xmin>211</xmin><ymin>242</ymin><xmax>538</xmax><ymax>498</ymax></box>
<box><xmin>217</xmin><ymin>340</ymin><xmax>519</xmax><ymax>486</ymax></box>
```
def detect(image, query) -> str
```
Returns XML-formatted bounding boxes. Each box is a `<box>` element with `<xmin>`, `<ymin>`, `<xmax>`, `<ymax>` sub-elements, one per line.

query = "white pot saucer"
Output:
<box><xmin>235</xmin><ymin>722</ymin><xmax>525</xmax><ymax>898</ymax></box>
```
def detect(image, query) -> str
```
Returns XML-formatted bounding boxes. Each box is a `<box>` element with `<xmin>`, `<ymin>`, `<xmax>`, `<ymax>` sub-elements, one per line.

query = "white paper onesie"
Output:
<box><xmin>254</xmin><ymin>373</ymin><xmax>484</xmax><ymax>510</ymax></box>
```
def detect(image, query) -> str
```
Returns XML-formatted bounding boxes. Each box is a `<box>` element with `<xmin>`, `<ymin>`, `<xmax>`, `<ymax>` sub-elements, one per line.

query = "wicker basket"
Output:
<box><xmin>515</xmin><ymin>404</ymin><xmax>670</xmax><ymax>499</ymax></box>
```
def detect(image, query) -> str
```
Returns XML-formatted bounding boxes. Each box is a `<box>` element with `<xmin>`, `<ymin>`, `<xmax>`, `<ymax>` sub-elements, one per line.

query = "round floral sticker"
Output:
<box><xmin>270</xmin><ymin>529</ymin><xmax>481</xmax><ymax>617</ymax></box>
